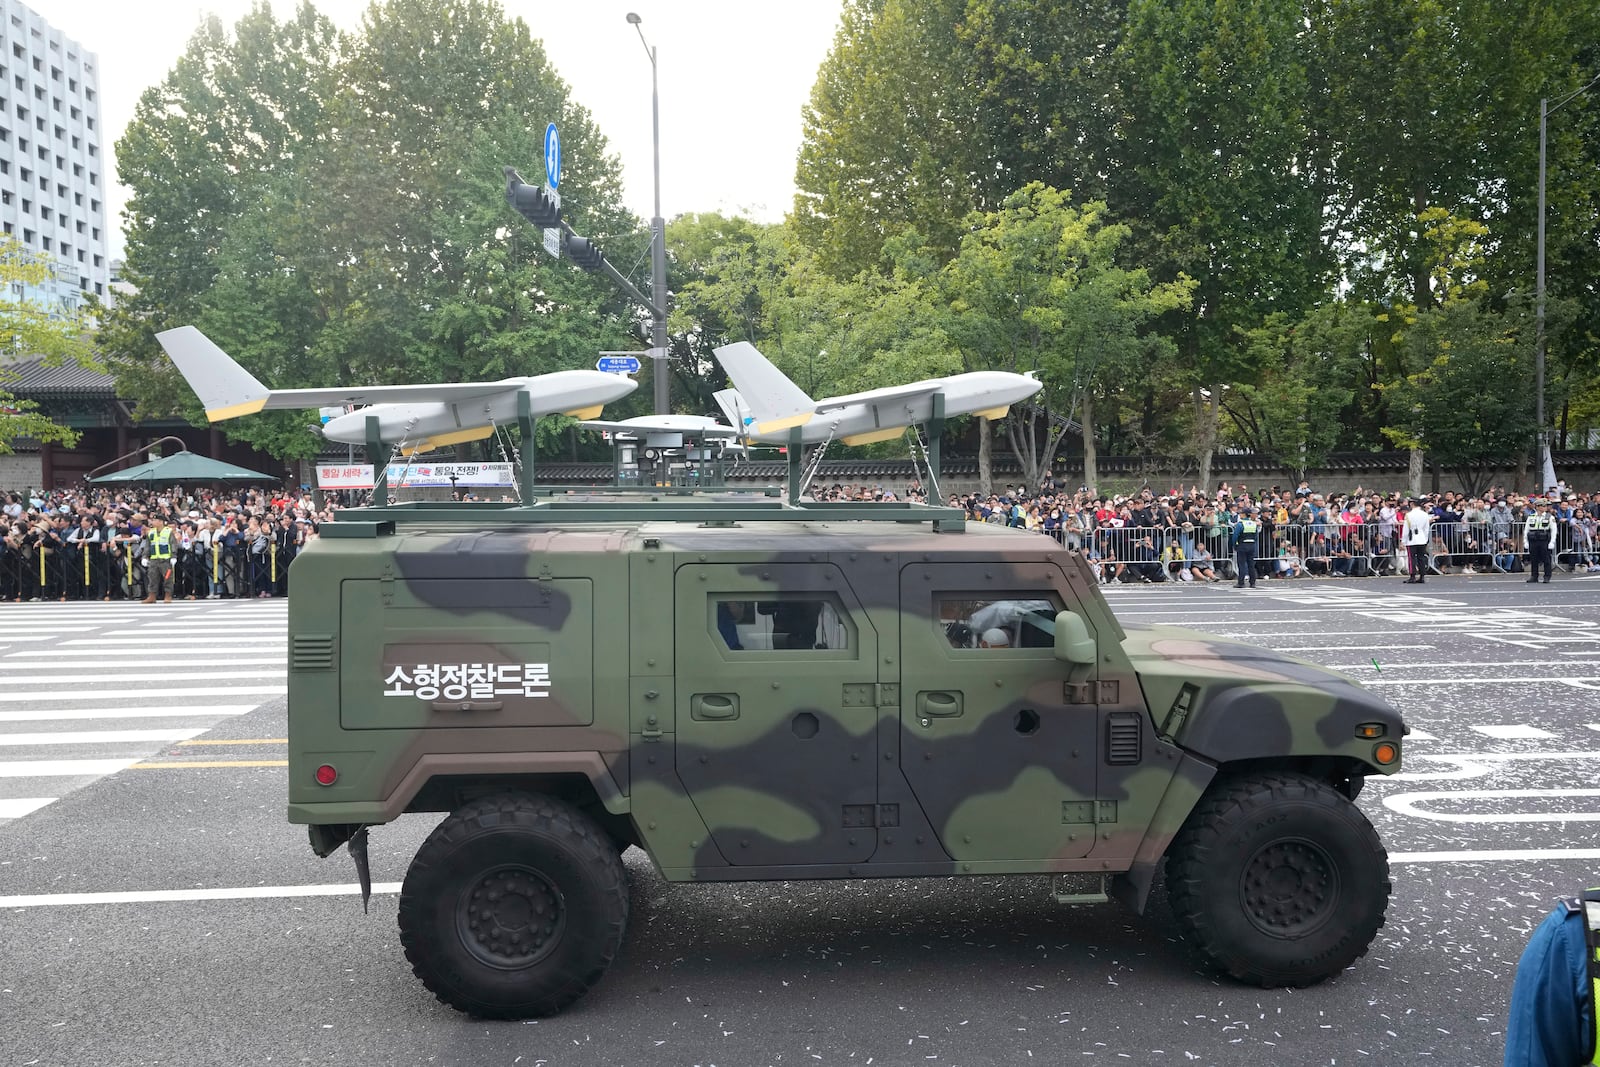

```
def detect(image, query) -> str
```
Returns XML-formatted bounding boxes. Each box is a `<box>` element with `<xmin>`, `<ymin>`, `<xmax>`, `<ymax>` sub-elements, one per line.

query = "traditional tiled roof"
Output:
<box><xmin>2</xmin><ymin>356</ymin><xmax>119</xmax><ymax>400</ymax></box>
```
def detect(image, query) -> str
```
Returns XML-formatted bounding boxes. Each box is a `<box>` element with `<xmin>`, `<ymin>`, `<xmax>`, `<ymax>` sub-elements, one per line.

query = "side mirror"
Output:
<box><xmin>1053</xmin><ymin>611</ymin><xmax>1096</xmax><ymax>666</ymax></box>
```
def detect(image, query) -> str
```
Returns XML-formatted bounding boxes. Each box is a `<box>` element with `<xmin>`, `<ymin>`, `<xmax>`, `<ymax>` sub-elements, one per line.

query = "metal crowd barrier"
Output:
<box><xmin>0</xmin><ymin>540</ymin><xmax>299</xmax><ymax>601</ymax></box>
<box><xmin>1028</xmin><ymin>519</ymin><xmax>1586</xmax><ymax>583</ymax></box>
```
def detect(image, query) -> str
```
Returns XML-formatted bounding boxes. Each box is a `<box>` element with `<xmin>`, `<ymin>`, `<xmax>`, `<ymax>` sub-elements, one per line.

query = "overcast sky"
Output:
<box><xmin>41</xmin><ymin>0</ymin><xmax>844</xmax><ymax>255</ymax></box>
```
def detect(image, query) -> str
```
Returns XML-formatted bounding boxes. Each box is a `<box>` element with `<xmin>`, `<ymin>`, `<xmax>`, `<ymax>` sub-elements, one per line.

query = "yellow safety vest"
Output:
<box><xmin>1563</xmin><ymin>888</ymin><xmax>1600</xmax><ymax>1066</ymax></box>
<box><xmin>149</xmin><ymin>527</ymin><xmax>174</xmax><ymax>560</ymax></box>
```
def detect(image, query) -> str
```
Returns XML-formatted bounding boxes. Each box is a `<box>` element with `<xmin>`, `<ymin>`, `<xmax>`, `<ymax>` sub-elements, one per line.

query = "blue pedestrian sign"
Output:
<box><xmin>596</xmin><ymin>355</ymin><xmax>642</xmax><ymax>375</ymax></box>
<box><xmin>544</xmin><ymin>123</ymin><xmax>561</xmax><ymax>190</ymax></box>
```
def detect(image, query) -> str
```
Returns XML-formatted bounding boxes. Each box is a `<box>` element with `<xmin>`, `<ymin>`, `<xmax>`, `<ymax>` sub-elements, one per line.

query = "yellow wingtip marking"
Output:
<box><xmin>972</xmin><ymin>405</ymin><xmax>1010</xmax><ymax>420</ymax></box>
<box><xmin>562</xmin><ymin>405</ymin><xmax>605</xmax><ymax>420</ymax></box>
<box><xmin>840</xmin><ymin>427</ymin><xmax>906</xmax><ymax>446</ymax></box>
<box><xmin>205</xmin><ymin>398</ymin><xmax>268</xmax><ymax>421</ymax></box>
<box><xmin>417</xmin><ymin>426</ymin><xmax>494</xmax><ymax>449</ymax></box>
<box><xmin>755</xmin><ymin>412</ymin><xmax>813</xmax><ymax>434</ymax></box>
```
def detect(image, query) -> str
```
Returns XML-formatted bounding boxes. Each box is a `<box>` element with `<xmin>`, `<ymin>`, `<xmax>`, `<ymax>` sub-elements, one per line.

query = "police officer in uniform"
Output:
<box><xmin>1526</xmin><ymin>499</ymin><xmax>1557</xmax><ymax>584</ymax></box>
<box><xmin>143</xmin><ymin>514</ymin><xmax>176</xmax><ymax>603</ymax></box>
<box><xmin>1233</xmin><ymin>505</ymin><xmax>1260</xmax><ymax>588</ymax></box>
<box><xmin>1502</xmin><ymin>887</ymin><xmax>1600</xmax><ymax>1066</ymax></box>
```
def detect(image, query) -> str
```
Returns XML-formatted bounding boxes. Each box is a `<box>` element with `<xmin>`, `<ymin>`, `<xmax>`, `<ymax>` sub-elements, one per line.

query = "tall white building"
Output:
<box><xmin>0</xmin><ymin>0</ymin><xmax>107</xmax><ymax>314</ymax></box>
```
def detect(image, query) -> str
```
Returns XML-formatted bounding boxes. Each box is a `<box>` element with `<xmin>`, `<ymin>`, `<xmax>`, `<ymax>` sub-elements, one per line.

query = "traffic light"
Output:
<box><xmin>565</xmin><ymin>235</ymin><xmax>604</xmax><ymax>273</ymax></box>
<box><xmin>504</xmin><ymin>167</ymin><xmax>560</xmax><ymax>228</ymax></box>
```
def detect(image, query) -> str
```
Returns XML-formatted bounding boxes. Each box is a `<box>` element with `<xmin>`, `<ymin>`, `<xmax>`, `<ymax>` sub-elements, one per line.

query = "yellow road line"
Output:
<box><xmin>132</xmin><ymin>760</ymin><xmax>288</xmax><ymax>769</ymax></box>
<box><xmin>178</xmin><ymin>738</ymin><xmax>287</xmax><ymax>746</ymax></box>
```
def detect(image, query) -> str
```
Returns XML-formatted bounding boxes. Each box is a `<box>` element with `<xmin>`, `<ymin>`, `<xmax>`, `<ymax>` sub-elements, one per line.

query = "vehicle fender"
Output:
<box><xmin>1175</xmin><ymin>682</ymin><xmax>1404</xmax><ymax>774</ymax></box>
<box><xmin>1109</xmin><ymin>751</ymin><xmax>1216</xmax><ymax>914</ymax></box>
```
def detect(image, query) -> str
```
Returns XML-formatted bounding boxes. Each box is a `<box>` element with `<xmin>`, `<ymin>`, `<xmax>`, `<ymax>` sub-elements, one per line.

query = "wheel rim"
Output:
<box><xmin>455</xmin><ymin>864</ymin><xmax>566</xmax><ymax>970</ymax></box>
<box><xmin>1238</xmin><ymin>837</ymin><xmax>1340</xmax><ymax>939</ymax></box>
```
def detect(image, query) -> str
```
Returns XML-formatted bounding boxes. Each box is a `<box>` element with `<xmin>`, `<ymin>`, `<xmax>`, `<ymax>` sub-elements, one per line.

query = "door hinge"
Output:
<box><xmin>842</xmin><ymin>682</ymin><xmax>900</xmax><ymax>707</ymax></box>
<box><xmin>841</xmin><ymin>803</ymin><xmax>900</xmax><ymax>828</ymax></box>
<box><xmin>1064</xmin><ymin>679</ymin><xmax>1119</xmax><ymax>705</ymax></box>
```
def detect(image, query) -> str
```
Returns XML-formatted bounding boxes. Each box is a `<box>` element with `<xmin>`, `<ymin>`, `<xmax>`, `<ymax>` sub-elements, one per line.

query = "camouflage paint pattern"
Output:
<box><xmin>287</xmin><ymin>516</ymin><xmax>1403</xmax><ymax>907</ymax></box>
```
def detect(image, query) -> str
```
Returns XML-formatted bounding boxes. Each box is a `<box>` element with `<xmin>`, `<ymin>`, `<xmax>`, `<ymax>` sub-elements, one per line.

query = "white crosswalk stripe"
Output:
<box><xmin>0</xmin><ymin>798</ymin><xmax>53</xmax><ymax>818</ymax></box>
<box><xmin>0</xmin><ymin>600</ymin><xmax>287</xmax><ymax>825</ymax></box>
<box><xmin>0</xmin><ymin>705</ymin><xmax>260</xmax><ymax>722</ymax></box>
<box><xmin>1467</xmin><ymin>723</ymin><xmax>1558</xmax><ymax>740</ymax></box>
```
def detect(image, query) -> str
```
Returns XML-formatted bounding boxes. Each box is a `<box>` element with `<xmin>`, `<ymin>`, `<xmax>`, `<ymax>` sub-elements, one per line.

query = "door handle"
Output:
<box><xmin>691</xmin><ymin>693</ymin><xmax>740</xmax><ymax>720</ymax></box>
<box><xmin>916</xmin><ymin>691</ymin><xmax>963</xmax><ymax>717</ymax></box>
<box><xmin>429</xmin><ymin>700</ymin><xmax>504</xmax><ymax>713</ymax></box>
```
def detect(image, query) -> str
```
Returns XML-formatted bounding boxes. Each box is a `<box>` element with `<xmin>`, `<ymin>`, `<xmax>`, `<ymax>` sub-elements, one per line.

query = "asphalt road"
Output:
<box><xmin>3</xmin><ymin>572</ymin><xmax>1598</xmax><ymax>1066</ymax></box>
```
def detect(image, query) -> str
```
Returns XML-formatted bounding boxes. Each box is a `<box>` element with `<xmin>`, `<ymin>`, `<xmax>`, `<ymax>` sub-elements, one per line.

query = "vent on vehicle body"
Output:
<box><xmin>1105</xmin><ymin>711</ymin><xmax>1142</xmax><ymax>765</ymax></box>
<box><xmin>292</xmin><ymin>633</ymin><xmax>335</xmax><ymax>670</ymax></box>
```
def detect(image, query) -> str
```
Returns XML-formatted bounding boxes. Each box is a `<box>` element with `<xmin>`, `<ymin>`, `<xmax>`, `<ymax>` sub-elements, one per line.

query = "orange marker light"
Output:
<box><xmin>1372</xmin><ymin>743</ymin><xmax>1399</xmax><ymax>766</ymax></box>
<box><xmin>315</xmin><ymin>764</ymin><xmax>339</xmax><ymax>786</ymax></box>
<box><xmin>1356</xmin><ymin>723</ymin><xmax>1385</xmax><ymax>739</ymax></box>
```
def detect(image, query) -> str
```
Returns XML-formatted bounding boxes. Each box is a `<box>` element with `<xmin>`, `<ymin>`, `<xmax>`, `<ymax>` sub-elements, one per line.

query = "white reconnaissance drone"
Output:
<box><xmin>708</xmin><ymin>341</ymin><xmax>1042</xmax><ymax>445</ymax></box>
<box><xmin>156</xmin><ymin>326</ymin><xmax>638</xmax><ymax>454</ymax></box>
<box><xmin>573</xmin><ymin>341</ymin><xmax>1042</xmax><ymax>460</ymax></box>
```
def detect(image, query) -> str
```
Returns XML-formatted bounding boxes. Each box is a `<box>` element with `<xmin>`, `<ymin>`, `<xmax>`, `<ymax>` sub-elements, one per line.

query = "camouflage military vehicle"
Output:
<box><xmin>286</xmin><ymin>499</ymin><xmax>1404</xmax><ymax>1019</ymax></box>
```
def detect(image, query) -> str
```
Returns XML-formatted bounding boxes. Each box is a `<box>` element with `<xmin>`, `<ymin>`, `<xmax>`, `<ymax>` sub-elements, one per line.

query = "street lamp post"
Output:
<box><xmin>1535</xmin><ymin>70</ymin><xmax>1600</xmax><ymax>490</ymax></box>
<box><xmin>626</xmin><ymin>12</ymin><xmax>670</xmax><ymax>415</ymax></box>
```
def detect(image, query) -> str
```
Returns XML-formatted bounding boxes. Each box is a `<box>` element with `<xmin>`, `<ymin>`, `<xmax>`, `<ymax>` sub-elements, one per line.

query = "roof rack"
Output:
<box><xmin>330</xmin><ymin>389</ymin><xmax>967</xmax><ymax>535</ymax></box>
<box><xmin>324</xmin><ymin>494</ymin><xmax>967</xmax><ymax>537</ymax></box>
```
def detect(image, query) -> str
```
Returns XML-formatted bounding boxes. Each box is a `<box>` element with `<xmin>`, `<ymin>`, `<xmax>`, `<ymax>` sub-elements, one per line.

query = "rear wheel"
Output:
<box><xmin>398</xmin><ymin>792</ymin><xmax>628</xmax><ymax>1018</ymax></box>
<box><xmin>1166</xmin><ymin>772</ymin><xmax>1389</xmax><ymax>987</ymax></box>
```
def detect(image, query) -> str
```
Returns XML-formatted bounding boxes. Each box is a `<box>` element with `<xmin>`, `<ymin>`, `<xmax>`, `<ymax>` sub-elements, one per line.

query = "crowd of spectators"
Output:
<box><xmin>811</xmin><ymin>475</ymin><xmax>1599</xmax><ymax>583</ymax></box>
<box><xmin>4</xmin><ymin>476</ymin><xmax>1595</xmax><ymax>601</ymax></box>
<box><xmin>0</xmin><ymin>484</ymin><xmax>361</xmax><ymax>602</ymax></box>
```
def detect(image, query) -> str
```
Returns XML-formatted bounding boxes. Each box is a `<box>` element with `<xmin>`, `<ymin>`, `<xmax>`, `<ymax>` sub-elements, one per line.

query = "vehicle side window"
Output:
<box><xmin>938</xmin><ymin>594</ymin><xmax>1064</xmax><ymax>649</ymax></box>
<box><xmin>713</xmin><ymin>595</ymin><xmax>853</xmax><ymax>652</ymax></box>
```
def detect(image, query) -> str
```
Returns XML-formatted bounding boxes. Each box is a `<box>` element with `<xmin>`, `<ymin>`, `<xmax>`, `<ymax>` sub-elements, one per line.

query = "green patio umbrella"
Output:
<box><xmin>88</xmin><ymin>450</ymin><xmax>281</xmax><ymax>485</ymax></box>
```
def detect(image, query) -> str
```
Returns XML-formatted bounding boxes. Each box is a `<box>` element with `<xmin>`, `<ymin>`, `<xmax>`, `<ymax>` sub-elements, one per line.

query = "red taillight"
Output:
<box><xmin>315</xmin><ymin>764</ymin><xmax>338</xmax><ymax>786</ymax></box>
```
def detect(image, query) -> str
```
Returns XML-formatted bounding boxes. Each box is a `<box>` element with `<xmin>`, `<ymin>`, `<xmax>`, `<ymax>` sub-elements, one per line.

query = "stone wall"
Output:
<box><xmin>0</xmin><ymin>452</ymin><xmax>43</xmax><ymax>492</ymax></box>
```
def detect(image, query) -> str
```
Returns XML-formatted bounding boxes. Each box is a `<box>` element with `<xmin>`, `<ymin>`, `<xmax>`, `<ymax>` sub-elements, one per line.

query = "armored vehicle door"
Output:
<box><xmin>897</xmin><ymin>562</ymin><xmax>1100</xmax><ymax>862</ymax></box>
<box><xmin>673</xmin><ymin>561</ymin><xmax>879</xmax><ymax>866</ymax></box>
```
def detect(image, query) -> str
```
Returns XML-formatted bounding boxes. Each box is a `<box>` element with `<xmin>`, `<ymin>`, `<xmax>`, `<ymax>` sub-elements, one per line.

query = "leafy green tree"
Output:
<box><xmin>933</xmin><ymin>185</ymin><xmax>1191</xmax><ymax>490</ymax></box>
<box><xmin>794</xmin><ymin>0</ymin><xmax>1129</xmax><ymax>280</ymax></box>
<box><xmin>1383</xmin><ymin>300</ymin><xmax>1537</xmax><ymax>497</ymax></box>
<box><xmin>0</xmin><ymin>241</ymin><xmax>100</xmax><ymax>453</ymax></box>
<box><xmin>105</xmin><ymin>0</ymin><xmax>637</xmax><ymax>462</ymax></box>
<box><xmin>1311</xmin><ymin>0</ymin><xmax>1487</xmax><ymax>308</ymax></box>
<box><xmin>1113</xmin><ymin>0</ymin><xmax>1328</xmax><ymax>488</ymax></box>
<box><xmin>1376</xmin><ymin>208</ymin><xmax>1536</xmax><ymax>494</ymax></box>
<box><xmin>1228</xmin><ymin>305</ymin><xmax>1366</xmax><ymax>478</ymax></box>
<box><xmin>101</xmin><ymin>2</ymin><xmax>343</xmax><ymax>423</ymax></box>
<box><xmin>793</xmin><ymin>0</ymin><xmax>978</xmax><ymax>278</ymax></box>
<box><xmin>1313</xmin><ymin>0</ymin><xmax>1600</xmax><ymax>470</ymax></box>
<box><xmin>957</xmin><ymin>0</ymin><xmax>1126</xmax><ymax>208</ymax></box>
<box><xmin>665</xmin><ymin>213</ymin><xmax>803</xmax><ymax>421</ymax></box>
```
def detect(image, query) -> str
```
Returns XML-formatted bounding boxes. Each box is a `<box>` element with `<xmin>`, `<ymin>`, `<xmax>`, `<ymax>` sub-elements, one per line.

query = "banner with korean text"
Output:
<box><xmin>315</xmin><ymin>462</ymin><xmax>515</xmax><ymax>490</ymax></box>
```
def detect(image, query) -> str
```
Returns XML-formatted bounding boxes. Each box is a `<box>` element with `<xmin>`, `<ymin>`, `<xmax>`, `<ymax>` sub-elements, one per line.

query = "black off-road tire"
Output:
<box><xmin>398</xmin><ymin>792</ymin><xmax>628</xmax><ymax>1018</ymax></box>
<box><xmin>1166</xmin><ymin>772</ymin><xmax>1390</xmax><ymax>987</ymax></box>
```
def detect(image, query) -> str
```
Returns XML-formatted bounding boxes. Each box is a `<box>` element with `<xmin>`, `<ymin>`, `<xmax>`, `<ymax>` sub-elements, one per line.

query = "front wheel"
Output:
<box><xmin>398</xmin><ymin>793</ymin><xmax>629</xmax><ymax>1018</ymax></box>
<box><xmin>1166</xmin><ymin>772</ymin><xmax>1389</xmax><ymax>987</ymax></box>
